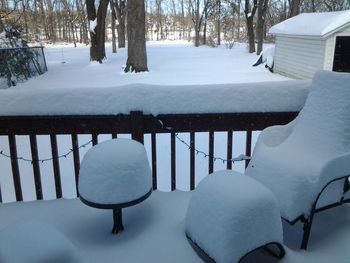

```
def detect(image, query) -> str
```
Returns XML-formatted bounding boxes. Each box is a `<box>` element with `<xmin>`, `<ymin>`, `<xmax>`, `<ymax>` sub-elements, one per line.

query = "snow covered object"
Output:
<box><xmin>185</xmin><ymin>170</ymin><xmax>284</xmax><ymax>263</ymax></box>
<box><xmin>252</xmin><ymin>46</ymin><xmax>275</xmax><ymax>72</ymax></box>
<box><xmin>79</xmin><ymin>138</ymin><xmax>152</xmax><ymax>205</ymax></box>
<box><xmin>0</xmin><ymin>221</ymin><xmax>83</xmax><ymax>263</ymax></box>
<box><xmin>78</xmin><ymin>138</ymin><xmax>152</xmax><ymax>233</ymax></box>
<box><xmin>0</xmin><ymin>26</ymin><xmax>46</xmax><ymax>88</ymax></box>
<box><xmin>245</xmin><ymin>70</ymin><xmax>350</xmax><ymax>249</ymax></box>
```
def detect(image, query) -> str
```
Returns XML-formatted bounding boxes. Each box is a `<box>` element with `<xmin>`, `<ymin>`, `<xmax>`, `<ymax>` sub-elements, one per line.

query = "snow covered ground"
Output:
<box><xmin>16</xmin><ymin>40</ymin><xmax>288</xmax><ymax>90</ymax></box>
<box><xmin>1</xmin><ymin>191</ymin><xmax>350</xmax><ymax>263</ymax></box>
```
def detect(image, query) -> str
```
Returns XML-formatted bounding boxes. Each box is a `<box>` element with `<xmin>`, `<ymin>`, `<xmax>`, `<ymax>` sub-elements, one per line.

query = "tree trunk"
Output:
<box><xmin>256</xmin><ymin>0</ymin><xmax>269</xmax><ymax>55</ymax></box>
<box><xmin>0</xmin><ymin>16</ymin><xmax>5</xmax><ymax>33</ymax></box>
<box><xmin>217</xmin><ymin>0</ymin><xmax>221</xmax><ymax>45</ymax></box>
<box><xmin>237</xmin><ymin>0</ymin><xmax>241</xmax><ymax>41</ymax></box>
<box><xmin>110</xmin><ymin>1</ymin><xmax>117</xmax><ymax>53</ymax></box>
<box><xmin>86</xmin><ymin>0</ymin><xmax>109</xmax><ymax>63</ymax></box>
<box><xmin>244</xmin><ymin>0</ymin><xmax>257</xmax><ymax>53</ymax></box>
<box><xmin>203</xmin><ymin>19</ymin><xmax>207</xmax><ymax>45</ymax></box>
<box><xmin>288</xmin><ymin>0</ymin><xmax>301</xmax><ymax>18</ymax></box>
<box><xmin>124</xmin><ymin>0</ymin><xmax>148</xmax><ymax>73</ymax></box>
<box><xmin>195</xmin><ymin>0</ymin><xmax>200</xmax><ymax>47</ymax></box>
<box><xmin>113</xmin><ymin>0</ymin><xmax>126</xmax><ymax>48</ymax></box>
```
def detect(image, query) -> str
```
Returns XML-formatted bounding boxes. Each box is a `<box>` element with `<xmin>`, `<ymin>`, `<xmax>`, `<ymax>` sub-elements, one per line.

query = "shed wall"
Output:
<box><xmin>274</xmin><ymin>36</ymin><xmax>326</xmax><ymax>79</ymax></box>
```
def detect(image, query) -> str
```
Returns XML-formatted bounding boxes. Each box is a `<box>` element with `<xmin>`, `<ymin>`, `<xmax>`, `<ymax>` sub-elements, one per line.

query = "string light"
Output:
<box><xmin>0</xmin><ymin>121</ymin><xmax>251</xmax><ymax>165</ymax></box>
<box><xmin>0</xmin><ymin>140</ymin><xmax>92</xmax><ymax>163</ymax></box>
<box><xmin>158</xmin><ymin>119</ymin><xmax>251</xmax><ymax>164</ymax></box>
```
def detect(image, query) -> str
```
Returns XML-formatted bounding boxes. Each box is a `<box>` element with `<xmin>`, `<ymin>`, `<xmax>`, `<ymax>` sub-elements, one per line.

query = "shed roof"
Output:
<box><xmin>269</xmin><ymin>10</ymin><xmax>350</xmax><ymax>37</ymax></box>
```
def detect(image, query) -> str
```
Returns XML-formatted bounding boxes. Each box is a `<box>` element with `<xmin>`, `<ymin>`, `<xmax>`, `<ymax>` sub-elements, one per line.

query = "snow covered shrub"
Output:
<box><xmin>206</xmin><ymin>36</ymin><xmax>218</xmax><ymax>48</ymax></box>
<box><xmin>224</xmin><ymin>36</ymin><xmax>235</xmax><ymax>49</ymax></box>
<box><xmin>0</xmin><ymin>26</ymin><xmax>47</xmax><ymax>88</ymax></box>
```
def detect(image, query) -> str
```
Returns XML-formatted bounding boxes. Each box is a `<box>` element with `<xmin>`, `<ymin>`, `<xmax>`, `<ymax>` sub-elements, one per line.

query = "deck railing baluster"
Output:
<box><xmin>71</xmin><ymin>134</ymin><xmax>80</xmax><ymax>196</ymax></box>
<box><xmin>151</xmin><ymin>133</ymin><xmax>157</xmax><ymax>190</ymax></box>
<box><xmin>227</xmin><ymin>131</ymin><xmax>233</xmax><ymax>170</ymax></box>
<box><xmin>50</xmin><ymin>134</ymin><xmax>62</xmax><ymax>199</ymax></box>
<box><xmin>92</xmin><ymin>134</ymin><xmax>98</xmax><ymax>146</ymax></box>
<box><xmin>245</xmin><ymin>131</ymin><xmax>252</xmax><ymax>168</ymax></box>
<box><xmin>190</xmin><ymin>132</ymin><xmax>195</xmax><ymax>190</ymax></box>
<box><xmin>30</xmin><ymin>135</ymin><xmax>43</xmax><ymax>200</ymax></box>
<box><xmin>171</xmin><ymin>132</ymin><xmax>176</xmax><ymax>191</ymax></box>
<box><xmin>8</xmin><ymin>135</ymin><xmax>23</xmax><ymax>201</ymax></box>
<box><xmin>208</xmin><ymin>131</ymin><xmax>214</xmax><ymax>174</ymax></box>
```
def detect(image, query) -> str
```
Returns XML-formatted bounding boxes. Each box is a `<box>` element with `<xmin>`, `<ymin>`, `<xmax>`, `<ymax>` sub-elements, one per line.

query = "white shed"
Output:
<box><xmin>269</xmin><ymin>10</ymin><xmax>350</xmax><ymax>79</ymax></box>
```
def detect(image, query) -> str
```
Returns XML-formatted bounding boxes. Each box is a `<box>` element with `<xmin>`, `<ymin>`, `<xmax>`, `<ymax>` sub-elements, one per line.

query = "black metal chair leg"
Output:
<box><xmin>263</xmin><ymin>243</ymin><xmax>285</xmax><ymax>259</ymax></box>
<box><xmin>301</xmin><ymin>214</ymin><xmax>314</xmax><ymax>250</ymax></box>
<box><xmin>112</xmin><ymin>208</ymin><xmax>124</xmax><ymax>234</ymax></box>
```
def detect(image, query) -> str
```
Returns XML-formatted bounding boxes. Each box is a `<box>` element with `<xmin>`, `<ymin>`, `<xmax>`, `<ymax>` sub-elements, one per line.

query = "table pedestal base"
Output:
<box><xmin>112</xmin><ymin>208</ymin><xmax>124</xmax><ymax>234</ymax></box>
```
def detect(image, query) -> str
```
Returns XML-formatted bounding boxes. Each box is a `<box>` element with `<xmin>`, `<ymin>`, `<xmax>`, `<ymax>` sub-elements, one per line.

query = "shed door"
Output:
<box><xmin>333</xmin><ymin>36</ymin><xmax>350</xmax><ymax>72</ymax></box>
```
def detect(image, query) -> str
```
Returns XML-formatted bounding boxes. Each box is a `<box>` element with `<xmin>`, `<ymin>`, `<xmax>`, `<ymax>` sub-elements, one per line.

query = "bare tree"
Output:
<box><xmin>217</xmin><ymin>0</ymin><xmax>221</xmax><ymax>45</ymax></box>
<box><xmin>155</xmin><ymin>0</ymin><xmax>163</xmax><ymax>40</ymax></box>
<box><xmin>111</xmin><ymin>0</ymin><xmax>126</xmax><ymax>48</ymax></box>
<box><xmin>244</xmin><ymin>0</ymin><xmax>257</xmax><ymax>53</ymax></box>
<box><xmin>288</xmin><ymin>0</ymin><xmax>301</xmax><ymax>18</ymax></box>
<box><xmin>190</xmin><ymin>0</ymin><xmax>216</xmax><ymax>47</ymax></box>
<box><xmin>110</xmin><ymin>0</ymin><xmax>117</xmax><ymax>52</ymax></box>
<box><xmin>86</xmin><ymin>0</ymin><xmax>109</xmax><ymax>63</ymax></box>
<box><xmin>256</xmin><ymin>0</ymin><xmax>269</xmax><ymax>55</ymax></box>
<box><xmin>124</xmin><ymin>0</ymin><xmax>148</xmax><ymax>72</ymax></box>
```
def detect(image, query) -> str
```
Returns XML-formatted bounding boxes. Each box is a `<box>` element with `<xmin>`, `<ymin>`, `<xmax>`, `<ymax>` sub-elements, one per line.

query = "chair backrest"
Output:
<box><xmin>287</xmin><ymin>70</ymin><xmax>350</xmax><ymax>157</ymax></box>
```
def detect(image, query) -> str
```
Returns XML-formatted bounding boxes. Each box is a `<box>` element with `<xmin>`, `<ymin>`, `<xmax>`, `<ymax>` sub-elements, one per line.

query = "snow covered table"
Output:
<box><xmin>78</xmin><ymin>138</ymin><xmax>152</xmax><ymax>234</ymax></box>
<box><xmin>185</xmin><ymin>170</ymin><xmax>285</xmax><ymax>263</ymax></box>
<box><xmin>0</xmin><ymin>221</ymin><xmax>83</xmax><ymax>263</ymax></box>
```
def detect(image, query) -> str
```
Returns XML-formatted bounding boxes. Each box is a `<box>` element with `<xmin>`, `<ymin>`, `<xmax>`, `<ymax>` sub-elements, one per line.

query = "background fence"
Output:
<box><xmin>0</xmin><ymin>46</ymin><xmax>47</xmax><ymax>89</ymax></box>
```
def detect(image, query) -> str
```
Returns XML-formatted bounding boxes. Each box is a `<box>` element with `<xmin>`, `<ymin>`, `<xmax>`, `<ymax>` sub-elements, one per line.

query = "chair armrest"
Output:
<box><xmin>258</xmin><ymin>118</ymin><xmax>297</xmax><ymax>148</ymax></box>
<box><xmin>321</xmin><ymin>152</ymin><xmax>350</xmax><ymax>181</ymax></box>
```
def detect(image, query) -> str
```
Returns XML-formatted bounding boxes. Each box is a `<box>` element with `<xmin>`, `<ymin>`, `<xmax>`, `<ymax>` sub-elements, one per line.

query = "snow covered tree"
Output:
<box><xmin>86</xmin><ymin>0</ymin><xmax>109</xmax><ymax>63</ymax></box>
<box><xmin>124</xmin><ymin>0</ymin><xmax>148</xmax><ymax>73</ymax></box>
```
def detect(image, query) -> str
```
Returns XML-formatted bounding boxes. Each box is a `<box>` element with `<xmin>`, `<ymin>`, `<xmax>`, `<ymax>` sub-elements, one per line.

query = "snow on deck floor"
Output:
<box><xmin>1</xmin><ymin>190</ymin><xmax>350</xmax><ymax>263</ymax></box>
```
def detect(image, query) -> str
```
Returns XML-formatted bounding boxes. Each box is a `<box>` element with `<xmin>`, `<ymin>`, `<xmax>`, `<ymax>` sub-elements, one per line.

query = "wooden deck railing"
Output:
<box><xmin>0</xmin><ymin>111</ymin><xmax>298</xmax><ymax>203</ymax></box>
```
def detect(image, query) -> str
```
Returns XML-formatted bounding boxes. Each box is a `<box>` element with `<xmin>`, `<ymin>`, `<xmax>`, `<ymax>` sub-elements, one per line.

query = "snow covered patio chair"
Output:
<box><xmin>0</xmin><ymin>221</ymin><xmax>83</xmax><ymax>263</ymax></box>
<box><xmin>185</xmin><ymin>171</ymin><xmax>285</xmax><ymax>263</ymax></box>
<box><xmin>245</xmin><ymin>70</ymin><xmax>350</xmax><ymax>250</ymax></box>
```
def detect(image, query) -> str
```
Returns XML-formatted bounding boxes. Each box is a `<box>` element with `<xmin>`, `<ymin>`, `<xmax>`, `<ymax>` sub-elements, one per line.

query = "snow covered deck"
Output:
<box><xmin>1</xmin><ymin>191</ymin><xmax>350</xmax><ymax>263</ymax></box>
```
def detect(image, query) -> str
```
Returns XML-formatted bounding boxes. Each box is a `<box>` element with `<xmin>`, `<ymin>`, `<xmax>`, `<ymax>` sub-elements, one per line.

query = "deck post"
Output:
<box><xmin>131</xmin><ymin>111</ymin><xmax>144</xmax><ymax>144</ymax></box>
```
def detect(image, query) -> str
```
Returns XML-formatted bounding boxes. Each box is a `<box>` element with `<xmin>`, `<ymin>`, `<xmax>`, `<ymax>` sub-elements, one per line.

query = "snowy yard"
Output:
<box><xmin>1</xmin><ymin>41</ymin><xmax>350</xmax><ymax>263</ymax></box>
<box><xmin>18</xmin><ymin>40</ymin><xmax>288</xmax><ymax>90</ymax></box>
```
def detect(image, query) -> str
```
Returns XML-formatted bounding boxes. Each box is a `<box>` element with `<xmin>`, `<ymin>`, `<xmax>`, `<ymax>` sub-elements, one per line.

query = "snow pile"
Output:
<box><xmin>79</xmin><ymin>138</ymin><xmax>152</xmax><ymax>205</ymax></box>
<box><xmin>263</xmin><ymin>46</ymin><xmax>275</xmax><ymax>69</ymax></box>
<box><xmin>269</xmin><ymin>10</ymin><xmax>350</xmax><ymax>37</ymax></box>
<box><xmin>0</xmin><ymin>220</ymin><xmax>83</xmax><ymax>263</ymax></box>
<box><xmin>185</xmin><ymin>170</ymin><xmax>283</xmax><ymax>263</ymax></box>
<box><xmin>0</xmin><ymin>80</ymin><xmax>310</xmax><ymax>116</ymax></box>
<box><xmin>246</xmin><ymin>70</ymin><xmax>350</xmax><ymax>221</ymax></box>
